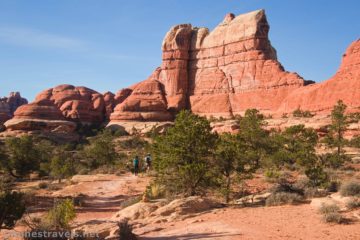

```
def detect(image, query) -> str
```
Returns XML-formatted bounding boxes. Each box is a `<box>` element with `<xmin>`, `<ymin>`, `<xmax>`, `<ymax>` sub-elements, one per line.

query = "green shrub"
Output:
<box><xmin>265</xmin><ymin>192</ymin><xmax>304</xmax><ymax>206</ymax></box>
<box><xmin>44</xmin><ymin>199</ymin><xmax>76</xmax><ymax>230</ymax></box>
<box><xmin>340</xmin><ymin>181</ymin><xmax>360</xmax><ymax>197</ymax></box>
<box><xmin>118</xmin><ymin>136</ymin><xmax>147</xmax><ymax>150</ymax></box>
<box><xmin>152</xmin><ymin>110</ymin><xmax>217</xmax><ymax>196</ymax></box>
<box><xmin>264</xmin><ymin>169</ymin><xmax>281</xmax><ymax>182</ymax></box>
<box><xmin>305</xmin><ymin>167</ymin><xmax>329</xmax><ymax>187</ymax></box>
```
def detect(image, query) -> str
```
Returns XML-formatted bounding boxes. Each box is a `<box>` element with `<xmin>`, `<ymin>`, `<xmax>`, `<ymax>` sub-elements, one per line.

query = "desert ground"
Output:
<box><xmin>1</xmin><ymin>170</ymin><xmax>359</xmax><ymax>240</ymax></box>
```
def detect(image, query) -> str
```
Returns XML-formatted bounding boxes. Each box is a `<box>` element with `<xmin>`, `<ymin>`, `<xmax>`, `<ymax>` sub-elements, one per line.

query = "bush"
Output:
<box><xmin>319</xmin><ymin>204</ymin><xmax>344</xmax><ymax>223</ymax></box>
<box><xmin>292</xmin><ymin>108</ymin><xmax>314</xmax><ymax>118</ymax></box>
<box><xmin>318</xmin><ymin>203</ymin><xmax>340</xmax><ymax>215</ymax></box>
<box><xmin>265</xmin><ymin>192</ymin><xmax>304</xmax><ymax>206</ymax></box>
<box><xmin>264</xmin><ymin>169</ymin><xmax>281</xmax><ymax>182</ymax></box>
<box><xmin>44</xmin><ymin>199</ymin><xmax>76</xmax><ymax>230</ymax></box>
<box><xmin>340</xmin><ymin>181</ymin><xmax>360</xmax><ymax>197</ymax></box>
<box><xmin>303</xmin><ymin>187</ymin><xmax>328</xmax><ymax>199</ymax></box>
<box><xmin>305</xmin><ymin>167</ymin><xmax>329</xmax><ymax>187</ymax></box>
<box><xmin>73</xmin><ymin>194</ymin><xmax>87</xmax><ymax>207</ymax></box>
<box><xmin>38</xmin><ymin>182</ymin><xmax>48</xmax><ymax>189</ymax></box>
<box><xmin>345</xmin><ymin>198</ymin><xmax>360</xmax><ymax>210</ymax></box>
<box><xmin>118</xmin><ymin>136</ymin><xmax>147</xmax><ymax>150</ymax></box>
<box><xmin>323</xmin><ymin>212</ymin><xmax>344</xmax><ymax>223</ymax></box>
<box><xmin>146</xmin><ymin>183</ymin><xmax>165</xmax><ymax>200</ymax></box>
<box><xmin>118</xmin><ymin>220</ymin><xmax>137</xmax><ymax>240</ymax></box>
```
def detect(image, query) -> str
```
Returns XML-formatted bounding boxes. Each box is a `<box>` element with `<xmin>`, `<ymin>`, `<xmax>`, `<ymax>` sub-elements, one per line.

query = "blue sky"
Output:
<box><xmin>0</xmin><ymin>0</ymin><xmax>359</xmax><ymax>101</ymax></box>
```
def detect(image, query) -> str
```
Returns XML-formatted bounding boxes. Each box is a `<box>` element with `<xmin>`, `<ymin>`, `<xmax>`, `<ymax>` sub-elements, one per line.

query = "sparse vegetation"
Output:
<box><xmin>82</xmin><ymin>130</ymin><xmax>121</xmax><ymax>169</ymax></box>
<box><xmin>346</xmin><ymin>198</ymin><xmax>360</xmax><ymax>210</ymax></box>
<box><xmin>292</xmin><ymin>108</ymin><xmax>314</xmax><ymax>118</ymax></box>
<box><xmin>319</xmin><ymin>204</ymin><xmax>344</xmax><ymax>224</ymax></box>
<box><xmin>340</xmin><ymin>181</ymin><xmax>360</xmax><ymax>197</ymax></box>
<box><xmin>266</xmin><ymin>192</ymin><xmax>304</xmax><ymax>206</ymax></box>
<box><xmin>0</xmin><ymin>176</ymin><xmax>26</xmax><ymax>231</ymax></box>
<box><xmin>44</xmin><ymin>199</ymin><xmax>76</xmax><ymax>230</ymax></box>
<box><xmin>118</xmin><ymin>219</ymin><xmax>137</xmax><ymax>240</ymax></box>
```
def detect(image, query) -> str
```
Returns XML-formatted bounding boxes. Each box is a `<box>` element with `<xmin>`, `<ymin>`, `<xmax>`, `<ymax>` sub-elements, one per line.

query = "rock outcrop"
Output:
<box><xmin>4</xmin><ymin>9</ymin><xmax>360</xmax><ymax>136</ymax></box>
<box><xmin>109</xmin><ymin>9</ymin><xmax>309</xmax><ymax>123</ymax></box>
<box><xmin>4</xmin><ymin>85</ymin><xmax>105</xmax><ymax>133</ymax></box>
<box><xmin>0</xmin><ymin>92</ymin><xmax>27</xmax><ymax>124</ymax></box>
<box><xmin>278</xmin><ymin>39</ymin><xmax>360</xmax><ymax>114</ymax></box>
<box><xmin>109</xmin><ymin>9</ymin><xmax>359</xmax><ymax>126</ymax></box>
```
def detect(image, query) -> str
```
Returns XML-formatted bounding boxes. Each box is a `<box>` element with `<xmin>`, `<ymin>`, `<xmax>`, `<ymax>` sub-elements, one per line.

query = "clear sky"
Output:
<box><xmin>0</xmin><ymin>0</ymin><xmax>359</xmax><ymax>101</ymax></box>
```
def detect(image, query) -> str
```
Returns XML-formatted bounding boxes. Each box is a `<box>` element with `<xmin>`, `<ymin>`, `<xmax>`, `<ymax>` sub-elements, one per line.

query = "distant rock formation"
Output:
<box><xmin>4</xmin><ymin>85</ymin><xmax>105</xmax><ymax>133</ymax></box>
<box><xmin>0</xmin><ymin>92</ymin><xmax>27</xmax><ymax>124</ymax></box>
<box><xmin>3</xmin><ymin>9</ymin><xmax>360</xmax><ymax>136</ymax></box>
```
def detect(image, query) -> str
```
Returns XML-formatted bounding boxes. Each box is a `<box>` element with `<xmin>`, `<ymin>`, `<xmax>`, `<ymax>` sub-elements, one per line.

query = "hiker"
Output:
<box><xmin>145</xmin><ymin>153</ymin><xmax>152</xmax><ymax>172</ymax></box>
<box><xmin>133</xmin><ymin>156</ymin><xmax>140</xmax><ymax>176</ymax></box>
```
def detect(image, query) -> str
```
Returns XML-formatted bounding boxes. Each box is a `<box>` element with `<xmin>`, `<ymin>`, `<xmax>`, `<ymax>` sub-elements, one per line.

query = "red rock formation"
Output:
<box><xmin>0</xmin><ymin>92</ymin><xmax>28</xmax><ymax>124</ymax></box>
<box><xmin>0</xmin><ymin>102</ymin><xmax>10</xmax><ymax>124</ymax></box>
<box><xmin>278</xmin><ymin>39</ymin><xmax>360</xmax><ymax>114</ymax></box>
<box><xmin>188</xmin><ymin>10</ymin><xmax>306</xmax><ymax>117</ymax></box>
<box><xmin>110</xmin><ymin>77</ymin><xmax>173</xmax><ymax>121</ymax></box>
<box><xmin>5</xmin><ymin>85</ymin><xmax>106</xmax><ymax>133</ymax></box>
<box><xmin>110</xmin><ymin>9</ymin><xmax>308</xmax><ymax>122</ymax></box>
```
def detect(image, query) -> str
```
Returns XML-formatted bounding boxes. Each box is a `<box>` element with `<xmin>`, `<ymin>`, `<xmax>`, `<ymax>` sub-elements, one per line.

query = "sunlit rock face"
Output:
<box><xmin>278</xmin><ymin>39</ymin><xmax>360</xmax><ymax>114</ymax></box>
<box><xmin>4</xmin><ymin>85</ymin><xmax>105</xmax><ymax>133</ymax></box>
<box><xmin>110</xmin><ymin>9</ymin><xmax>309</xmax><ymax>122</ymax></box>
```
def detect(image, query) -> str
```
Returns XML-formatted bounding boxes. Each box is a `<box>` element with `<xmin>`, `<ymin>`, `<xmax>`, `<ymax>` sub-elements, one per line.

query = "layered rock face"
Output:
<box><xmin>5</xmin><ymin>85</ymin><xmax>105</xmax><ymax>133</ymax></box>
<box><xmin>278</xmin><ymin>39</ymin><xmax>360</xmax><ymax>114</ymax></box>
<box><xmin>110</xmin><ymin>9</ymin><xmax>308</xmax><ymax>122</ymax></box>
<box><xmin>0</xmin><ymin>92</ymin><xmax>28</xmax><ymax>124</ymax></box>
<box><xmin>188</xmin><ymin>11</ymin><xmax>306</xmax><ymax>117</ymax></box>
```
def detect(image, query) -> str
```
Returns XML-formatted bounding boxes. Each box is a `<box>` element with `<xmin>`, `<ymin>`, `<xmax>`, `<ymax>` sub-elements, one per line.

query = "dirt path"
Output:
<box><xmin>0</xmin><ymin>173</ymin><xmax>150</xmax><ymax>239</ymax></box>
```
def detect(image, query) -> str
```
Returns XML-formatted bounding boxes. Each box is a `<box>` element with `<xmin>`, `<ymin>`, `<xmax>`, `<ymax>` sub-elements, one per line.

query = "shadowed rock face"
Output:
<box><xmin>0</xmin><ymin>92</ymin><xmax>28</xmax><ymax>124</ymax></box>
<box><xmin>110</xmin><ymin>9</ymin><xmax>308</xmax><ymax>122</ymax></box>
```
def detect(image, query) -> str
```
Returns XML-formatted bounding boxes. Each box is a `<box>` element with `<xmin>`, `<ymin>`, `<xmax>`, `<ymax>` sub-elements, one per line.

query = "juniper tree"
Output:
<box><xmin>323</xmin><ymin>100</ymin><xmax>350</xmax><ymax>168</ymax></box>
<box><xmin>152</xmin><ymin>110</ymin><xmax>217</xmax><ymax>196</ymax></box>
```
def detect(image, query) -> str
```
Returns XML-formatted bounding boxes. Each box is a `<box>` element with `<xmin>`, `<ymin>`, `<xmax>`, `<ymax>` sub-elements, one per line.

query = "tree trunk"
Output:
<box><xmin>225</xmin><ymin>175</ymin><xmax>231</xmax><ymax>203</ymax></box>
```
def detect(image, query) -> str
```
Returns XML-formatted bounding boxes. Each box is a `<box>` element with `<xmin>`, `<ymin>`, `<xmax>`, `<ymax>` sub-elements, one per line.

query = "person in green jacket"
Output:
<box><xmin>133</xmin><ymin>156</ymin><xmax>140</xmax><ymax>176</ymax></box>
